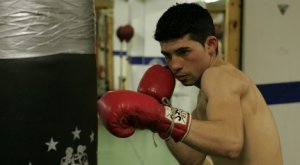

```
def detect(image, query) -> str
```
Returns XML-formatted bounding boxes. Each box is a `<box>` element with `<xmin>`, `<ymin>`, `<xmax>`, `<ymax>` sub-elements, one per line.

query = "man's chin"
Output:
<box><xmin>179</xmin><ymin>80</ymin><xmax>194</xmax><ymax>86</ymax></box>
<box><xmin>179</xmin><ymin>79</ymin><xmax>200</xmax><ymax>87</ymax></box>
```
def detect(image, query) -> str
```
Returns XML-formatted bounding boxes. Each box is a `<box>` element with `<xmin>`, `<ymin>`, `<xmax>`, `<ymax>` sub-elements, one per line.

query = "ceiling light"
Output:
<box><xmin>203</xmin><ymin>0</ymin><xmax>219</xmax><ymax>3</ymax></box>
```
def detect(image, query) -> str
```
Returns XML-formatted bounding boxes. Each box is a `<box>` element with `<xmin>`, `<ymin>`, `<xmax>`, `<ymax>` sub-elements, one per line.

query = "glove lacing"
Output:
<box><xmin>161</xmin><ymin>97</ymin><xmax>176</xmax><ymax>139</ymax></box>
<box><xmin>152</xmin><ymin>97</ymin><xmax>176</xmax><ymax>147</ymax></box>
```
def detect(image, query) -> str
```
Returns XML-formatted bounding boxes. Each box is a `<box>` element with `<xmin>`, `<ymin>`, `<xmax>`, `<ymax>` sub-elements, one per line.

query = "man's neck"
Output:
<box><xmin>209</xmin><ymin>55</ymin><xmax>224</xmax><ymax>67</ymax></box>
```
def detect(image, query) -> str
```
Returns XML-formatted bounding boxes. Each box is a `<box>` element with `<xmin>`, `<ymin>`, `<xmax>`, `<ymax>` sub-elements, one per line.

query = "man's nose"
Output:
<box><xmin>169</xmin><ymin>56</ymin><xmax>182</xmax><ymax>72</ymax></box>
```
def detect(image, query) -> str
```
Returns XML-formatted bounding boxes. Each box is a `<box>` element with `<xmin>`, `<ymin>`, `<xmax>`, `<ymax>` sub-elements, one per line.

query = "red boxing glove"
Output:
<box><xmin>137</xmin><ymin>65</ymin><xmax>175</xmax><ymax>102</ymax></box>
<box><xmin>97</xmin><ymin>90</ymin><xmax>191</xmax><ymax>142</ymax></box>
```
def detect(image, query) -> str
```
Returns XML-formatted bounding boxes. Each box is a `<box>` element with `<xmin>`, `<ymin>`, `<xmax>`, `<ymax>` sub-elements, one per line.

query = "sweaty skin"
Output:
<box><xmin>160</xmin><ymin>35</ymin><xmax>283</xmax><ymax>165</ymax></box>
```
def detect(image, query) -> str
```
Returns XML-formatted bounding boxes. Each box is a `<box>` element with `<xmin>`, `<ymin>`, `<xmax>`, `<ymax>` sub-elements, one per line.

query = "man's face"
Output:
<box><xmin>160</xmin><ymin>35</ymin><xmax>212</xmax><ymax>87</ymax></box>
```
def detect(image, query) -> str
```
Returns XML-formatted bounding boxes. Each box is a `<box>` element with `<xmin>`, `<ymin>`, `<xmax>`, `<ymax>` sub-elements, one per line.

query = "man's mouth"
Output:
<box><xmin>176</xmin><ymin>74</ymin><xmax>188</xmax><ymax>81</ymax></box>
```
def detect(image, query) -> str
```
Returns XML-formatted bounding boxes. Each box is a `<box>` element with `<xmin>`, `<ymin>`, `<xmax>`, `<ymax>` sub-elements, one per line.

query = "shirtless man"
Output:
<box><xmin>153</xmin><ymin>3</ymin><xmax>283</xmax><ymax>165</ymax></box>
<box><xmin>98</xmin><ymin>3</ymin><xmax>283</xmax><ymax>165</ymax></box>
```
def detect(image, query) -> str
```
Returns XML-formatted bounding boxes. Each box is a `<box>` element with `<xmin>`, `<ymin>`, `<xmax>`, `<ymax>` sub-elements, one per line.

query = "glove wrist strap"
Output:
<box><xmin>163</xmin><ymin>105</ymin><xmax>191</xmax><ymax>142</ymax></box>
<box><xmin>161</xmin><ymin>97</ymin><xmax>191</xmax><ymax>142</ymax></box>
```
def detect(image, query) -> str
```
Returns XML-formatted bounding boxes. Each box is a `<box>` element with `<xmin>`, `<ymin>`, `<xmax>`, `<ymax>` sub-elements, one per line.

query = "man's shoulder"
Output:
<box><xmin>202</xmin><ymin>64</ymin><xmax>251</xmax><ymax>92</ymax></box>
<box><xmin>203</xmin><ymin>63</ymin><xmax>238</xmax><ymax>79</ymax></box>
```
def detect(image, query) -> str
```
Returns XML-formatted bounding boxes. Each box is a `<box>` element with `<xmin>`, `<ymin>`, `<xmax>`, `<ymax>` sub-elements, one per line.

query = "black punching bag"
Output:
<box><xmin>0</xmin><ymin>0</ymin><xmax>97</xmax><ymax>164</ymax></box>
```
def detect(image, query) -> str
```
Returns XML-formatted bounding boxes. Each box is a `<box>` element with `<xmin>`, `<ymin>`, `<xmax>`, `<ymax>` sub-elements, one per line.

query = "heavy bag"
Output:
<box><xmin>0</xmin><ymin>0</ymin><xmax>97</xmax><ymax>164</ymax></box>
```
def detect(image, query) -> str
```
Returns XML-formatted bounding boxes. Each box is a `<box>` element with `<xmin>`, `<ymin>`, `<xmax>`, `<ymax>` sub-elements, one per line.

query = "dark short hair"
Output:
<box><xmin>154</xmin><ymin>3</ymin><xmax>215</xmax><ymax>45</ymax></box>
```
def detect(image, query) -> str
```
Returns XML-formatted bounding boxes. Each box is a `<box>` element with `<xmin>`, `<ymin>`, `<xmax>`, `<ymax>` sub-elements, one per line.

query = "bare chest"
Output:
<box><xmin>193</xmin><ymin>91</ymin><xmax>208</xmax><ymax>120</ymax></box>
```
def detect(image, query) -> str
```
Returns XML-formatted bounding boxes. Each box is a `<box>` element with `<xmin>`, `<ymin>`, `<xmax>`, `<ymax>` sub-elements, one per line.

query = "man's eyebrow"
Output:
<box><xmin>161</xmin><ymin>47</ymin><xmax>190</xmax><ymax>56</ymax></box>
<box><xmin>172</xmin><ymin>47</ymin><xmax>190</xmax><ymax>55</ymax></box>
<box><xmin>175</xmin><ymin>47</ymin><xmax>189</xmax><ymax>52</ymax></box>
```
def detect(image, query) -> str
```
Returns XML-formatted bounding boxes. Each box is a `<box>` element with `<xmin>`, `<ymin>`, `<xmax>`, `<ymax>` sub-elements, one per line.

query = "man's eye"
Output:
<box><xmin>178</xmin><ymin>50</ymin><xmax>188</xmax><ymax>56</ymax></box>
<box><xmin>163</xmin><ymin>54</ymin><xmax>171</xmax><ymax>59</ymax></box>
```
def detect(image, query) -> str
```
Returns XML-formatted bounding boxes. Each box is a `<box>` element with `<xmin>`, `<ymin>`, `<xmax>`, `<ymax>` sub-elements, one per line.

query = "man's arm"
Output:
<box><xmin>182</xmin><ymin>67</ymin><xmax>244</xmax><ymax>159</ymax></box>
<box><xmin>165</xmin><ymin>138</ymin><xmax>207</xmax><ymax>165</ymax></box>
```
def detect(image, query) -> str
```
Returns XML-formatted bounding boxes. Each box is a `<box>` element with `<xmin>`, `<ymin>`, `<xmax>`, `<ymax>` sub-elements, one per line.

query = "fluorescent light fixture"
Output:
<box><xmin>203</xmin><ymin>0</ymin><xmax>219</xmax><ymax>3</ymax></box>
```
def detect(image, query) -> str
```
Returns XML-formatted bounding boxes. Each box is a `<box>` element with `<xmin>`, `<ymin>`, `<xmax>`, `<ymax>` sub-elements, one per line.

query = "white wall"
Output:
<box><xmin>242</xmin><ymin>0</ymin><xmax>300</xmax><ymax>164</ymax></box>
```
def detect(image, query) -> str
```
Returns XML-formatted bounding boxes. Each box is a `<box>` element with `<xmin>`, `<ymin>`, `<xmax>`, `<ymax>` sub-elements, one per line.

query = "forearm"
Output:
<box><xmin>182</xmin><ymin>119</ymin><xmax>243</xmax><ymax>159</ymax></box>
<box><xmin>165</xmin><ymin>138</ymin><xmax>206</xmax><ymax>165</ymax></box>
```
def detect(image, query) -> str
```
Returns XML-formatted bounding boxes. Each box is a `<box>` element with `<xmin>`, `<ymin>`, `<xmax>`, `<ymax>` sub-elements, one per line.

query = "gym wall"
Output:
<box><xmin>242</xmin><ymin>0</ymin><xmax>300</xmax><ymax>164</ymax></box>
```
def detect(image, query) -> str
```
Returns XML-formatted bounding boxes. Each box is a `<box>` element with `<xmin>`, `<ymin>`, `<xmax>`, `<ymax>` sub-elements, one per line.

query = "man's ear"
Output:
<box><xmin>205</xmin><ymin>36</ymin><xmax>218</xmax><ymax>55</ymax></box>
